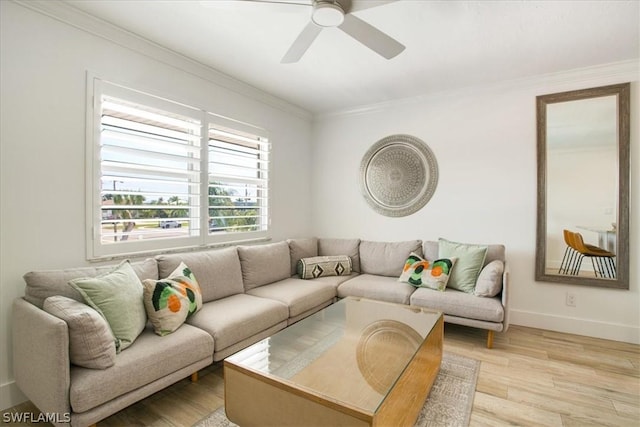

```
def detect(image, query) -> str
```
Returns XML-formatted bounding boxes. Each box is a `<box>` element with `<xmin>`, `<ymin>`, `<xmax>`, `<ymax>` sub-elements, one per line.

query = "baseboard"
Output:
<box><xmin>0</xmin><ymin>381</ymin><xmax>27</xmax><ymax>411</ymax></box>
<box><xmin>509</xmin><ymin>309</ymin><xmax>640</xmax><ymax>344</ymax></box>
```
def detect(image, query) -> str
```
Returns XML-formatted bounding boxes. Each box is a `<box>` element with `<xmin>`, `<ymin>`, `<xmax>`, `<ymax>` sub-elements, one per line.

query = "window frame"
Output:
<box><xmin>86</xmin><ymin>75</ymin><xmax>270</xmax><ymax>260</ymax></box>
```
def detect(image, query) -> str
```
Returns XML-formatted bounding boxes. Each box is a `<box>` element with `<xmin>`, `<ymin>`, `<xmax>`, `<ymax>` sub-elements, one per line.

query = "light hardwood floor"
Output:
<box><xmin>3</xmin><ymin>324</ymin><xmax>639</xmax><ymax>426</ymax></box>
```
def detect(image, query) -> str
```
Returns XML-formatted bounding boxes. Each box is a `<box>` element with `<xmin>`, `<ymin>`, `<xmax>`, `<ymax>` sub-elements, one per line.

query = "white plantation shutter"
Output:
<box><xmin>100</xmin><ymin>96</ymin><xmax>202</xmax><ymax>241</ymax></box>
<box><xmin>88</xmin><ymin>78</ymin><xmax>270</xmax><ymax>259</ymax></box>
<box><xmin>207</xmin><ymin>123</ymin><xmax>269</xmax><ymax>234</ymax></box>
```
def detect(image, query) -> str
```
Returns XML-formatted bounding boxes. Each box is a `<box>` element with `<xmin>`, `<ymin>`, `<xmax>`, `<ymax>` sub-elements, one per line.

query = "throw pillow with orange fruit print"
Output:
<box><xmin>142</xmin><ymin>262</ymin><xmax>203</xmax><ymax>336</ymax></box>
<box><xmin>398</xmin><ymin>252</ymin><xmax>457</xmax><ymax>291</ymax></box>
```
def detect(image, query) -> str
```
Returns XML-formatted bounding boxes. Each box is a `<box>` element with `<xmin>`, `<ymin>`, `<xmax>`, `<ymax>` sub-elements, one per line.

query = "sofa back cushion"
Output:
<box><xmin>238</xmin><ymin>241</ymin><xmax>291</xmax><ymax>291</ymax></box>
<box><xmin>318</xmin><ymin>238</ymin><xmax>361</xmax><ymax>273</ymax></box>
<box><xmin>359</xmin><ymin>240</ymin><xmax>423</xmax><ymax>277</ymax></box>
<box><xmin>156</xmin><ymin>247</ymin><xmax>244</xmax><ymax>303</ymax></box>
<box><xmin>23</xmin><ymin>258</ymin><xmax>158</xmax><ymax>308</ymax></box>
<box><xmin>287</xmin><ymin>237</ymin><xmax>318</xmax><ymax>276</ymax></box>
<box><xmin>423</xmin><ymin>241</ymin><xmax>505</xmax><ymax>265</ymax></box>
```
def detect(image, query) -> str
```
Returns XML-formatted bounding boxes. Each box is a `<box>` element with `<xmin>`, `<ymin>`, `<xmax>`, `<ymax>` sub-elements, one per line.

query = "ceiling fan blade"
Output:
<box><xmin>338</xmin><ymin>14</ymin><xmax>405</xmax><ymax>59</ymax></box>
<box><xmin>281</xmin><ymin>22</ymin><xmax>323</xmax><ymax>63</ymax></box>
<box><xmin>199</xmin><ymin>0</ymin><xmax>310</xmax><ymax>11</ymax></box>
<box><xmin>348</xmin><ymin>0</ymin><xmax>398</xmax><ymax>13</ymax></box>
<box><xmin>239</xmin><ymin>0</ymin><xmax>311</xmax><ymax>6</ymax></box>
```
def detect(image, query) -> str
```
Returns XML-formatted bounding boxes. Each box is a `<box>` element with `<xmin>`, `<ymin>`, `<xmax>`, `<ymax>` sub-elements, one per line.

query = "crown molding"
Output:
<box><xmin>315</xmin><ymin>59</ymin><xmax>639</xmax><ymax>122</ymax></box>
<box><xmin>12</xmin><ymin>0</ymin><xmax>313</xmax><ymax>121</ymax></box>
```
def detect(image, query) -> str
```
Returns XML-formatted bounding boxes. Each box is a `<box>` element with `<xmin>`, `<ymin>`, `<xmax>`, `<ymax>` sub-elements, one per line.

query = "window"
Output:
<box><xmin>208</xmin><ymin>123</ymin><xmax>269</xmax><ymax>235</ymax></box>
<box><xmin>87</xmin><ymin>78</ymin><xmax>270</xmax><ymax>259</ymax></box>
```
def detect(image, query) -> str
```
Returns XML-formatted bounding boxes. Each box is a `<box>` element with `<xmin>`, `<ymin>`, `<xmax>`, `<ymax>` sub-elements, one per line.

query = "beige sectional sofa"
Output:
<box><xmin>13</xmin><ymin>237</ymin><xmax>508</xmax><ymax>427</ymax></box>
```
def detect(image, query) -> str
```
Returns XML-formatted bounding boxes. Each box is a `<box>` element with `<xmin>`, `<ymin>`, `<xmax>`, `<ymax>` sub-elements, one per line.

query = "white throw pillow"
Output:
<box><xmin>474</xmin><ymin>260</ymin><xmax>504</xmax><ymax>297</ymax></box>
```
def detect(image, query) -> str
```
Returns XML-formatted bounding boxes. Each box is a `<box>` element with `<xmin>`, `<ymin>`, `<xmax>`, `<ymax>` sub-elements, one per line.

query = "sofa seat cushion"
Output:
<box><xmin>310</xmin><ymin>273</ymin><xmax>359</xmax><ymax>290</ymax></box>
<box><xmin>337</xmin><ymin>274</ymin><xmax>416</xmax><ymax>305</ymax></box>
<box><xmin>69</xmin><ymin>324</ymin><xmax>213</xmax><ymax>413</ymax></box>
<box><xmin>246</xmin><ymin>278</ymin><xmax>336</xmax><ymax>318</ymax></box>
<box><xmin>409</xmin><ymin>287</ymin><xmax>504</xmax><ymax>323</ymax></box>
<box><xmin>186</xmin><ymin>294</ymin><xmax>288</xmax><ymax>352</ymax></box>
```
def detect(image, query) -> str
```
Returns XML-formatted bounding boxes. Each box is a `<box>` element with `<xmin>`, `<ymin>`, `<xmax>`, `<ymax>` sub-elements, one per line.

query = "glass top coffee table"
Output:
<box><xmin>224</xmin><ymin>297</ymin><xmax>443</xmax><ymax>426</ymax></box>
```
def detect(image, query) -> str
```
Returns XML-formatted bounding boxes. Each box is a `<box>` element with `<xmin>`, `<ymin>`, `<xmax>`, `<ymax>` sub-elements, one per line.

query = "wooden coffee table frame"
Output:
<box><xmin>224</xmin><ymin>300</ymin><xmax>443</xmax><ymax>427</ymax></box>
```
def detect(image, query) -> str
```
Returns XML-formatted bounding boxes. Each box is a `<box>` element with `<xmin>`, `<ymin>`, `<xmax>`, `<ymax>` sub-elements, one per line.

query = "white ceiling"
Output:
<box><xmin>64</xmin><ymin>0</ymin><xmax>639</xmax><ymax>114</ymax></box>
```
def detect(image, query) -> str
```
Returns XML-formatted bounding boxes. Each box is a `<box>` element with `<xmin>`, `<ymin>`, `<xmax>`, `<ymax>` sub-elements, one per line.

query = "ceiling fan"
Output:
<box><xmin>240</xmin><ymin>0</ymin><xmax>405</xmax><ymax>63</ymax></box>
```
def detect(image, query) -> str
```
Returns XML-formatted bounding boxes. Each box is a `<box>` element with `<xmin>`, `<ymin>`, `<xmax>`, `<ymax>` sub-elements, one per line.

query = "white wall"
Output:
<box><xmin>0</xmin><ymin>1</ymin><xmax>313</xmax><ymax>409</ymax></box>
<box><xmin>310</xmin><ymin>62</ymin><xmax>639</xmax><ymax>345</ymax></box>
<box><xmin>2</xmin><ymin>0</ymin><xmax>639</xmax><ymax>414</ymax></box>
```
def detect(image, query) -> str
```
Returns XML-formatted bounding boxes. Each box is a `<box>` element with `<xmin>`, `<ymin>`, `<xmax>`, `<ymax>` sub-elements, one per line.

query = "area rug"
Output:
<box><xmin>194</xmin><ymin>352</ymin><xmax>479</xmax><ymax>427</ymax></box>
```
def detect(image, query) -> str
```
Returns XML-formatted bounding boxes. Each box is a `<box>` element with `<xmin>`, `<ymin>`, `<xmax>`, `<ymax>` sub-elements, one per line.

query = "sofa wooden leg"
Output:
<box><xmin>191</xmin><ymin>372</ymin><xmax>199</xmax><ymax>383</ymax></box>
<box><xmin>486</xmin><ymin>330</ymin><xmax>494</xmax><ymax>349</ymax></box>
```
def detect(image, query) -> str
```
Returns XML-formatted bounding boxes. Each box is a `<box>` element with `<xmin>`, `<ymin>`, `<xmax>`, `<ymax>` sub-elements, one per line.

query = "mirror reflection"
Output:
<box><xmin>546</xmin><ymin>96</ymin><xmax>617</xmax><ymax>277</ymax></box>
<box><xmin>536</xmin><ymin>83</ymin><xmax>630</xmax><ymax>289</ymax></box>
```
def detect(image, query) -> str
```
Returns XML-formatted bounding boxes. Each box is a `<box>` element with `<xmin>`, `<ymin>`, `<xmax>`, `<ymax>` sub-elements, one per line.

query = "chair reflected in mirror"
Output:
<box><xmin>559</xmin><ymin>229</ymin><xmax>616</xmax><ymax>278</ymax></box>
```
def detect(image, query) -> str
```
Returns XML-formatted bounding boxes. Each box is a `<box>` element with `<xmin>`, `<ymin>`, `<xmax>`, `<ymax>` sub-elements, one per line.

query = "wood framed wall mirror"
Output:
<box><xmin>535</xmin><ymin>83</ymin><xmax>630</xmax><ymax>289</ymax></box>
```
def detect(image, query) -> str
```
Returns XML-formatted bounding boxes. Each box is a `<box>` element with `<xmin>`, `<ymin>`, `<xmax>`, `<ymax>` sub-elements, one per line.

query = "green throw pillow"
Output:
<box><xmin>69</xmin><ymin>260</ymin><xmax>147</xmax><ymax>352</ymax></box>
<box><xmin>438</xmin><ymin>238</ymin><xmax>488</xmax><ymax>293</ymax></box>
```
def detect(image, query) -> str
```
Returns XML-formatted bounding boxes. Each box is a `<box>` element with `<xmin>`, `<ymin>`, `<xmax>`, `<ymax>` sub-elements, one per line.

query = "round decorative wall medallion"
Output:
<box><xmin>360</xmin><ymin>134</ymin><xmax>438</xmax><ymax>217</ymax></box>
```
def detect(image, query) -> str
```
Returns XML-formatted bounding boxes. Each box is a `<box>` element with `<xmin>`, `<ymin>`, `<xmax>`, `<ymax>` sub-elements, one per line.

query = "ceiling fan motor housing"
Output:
<box><xmin>312</xmin><ymin>1</ymin><xmax>345</xmax><ymax>27</ymax></box>
<box><xmin>281</xmin><ymin>0</ymin><xmax>404</xmax><ymax>63</ymax></box>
